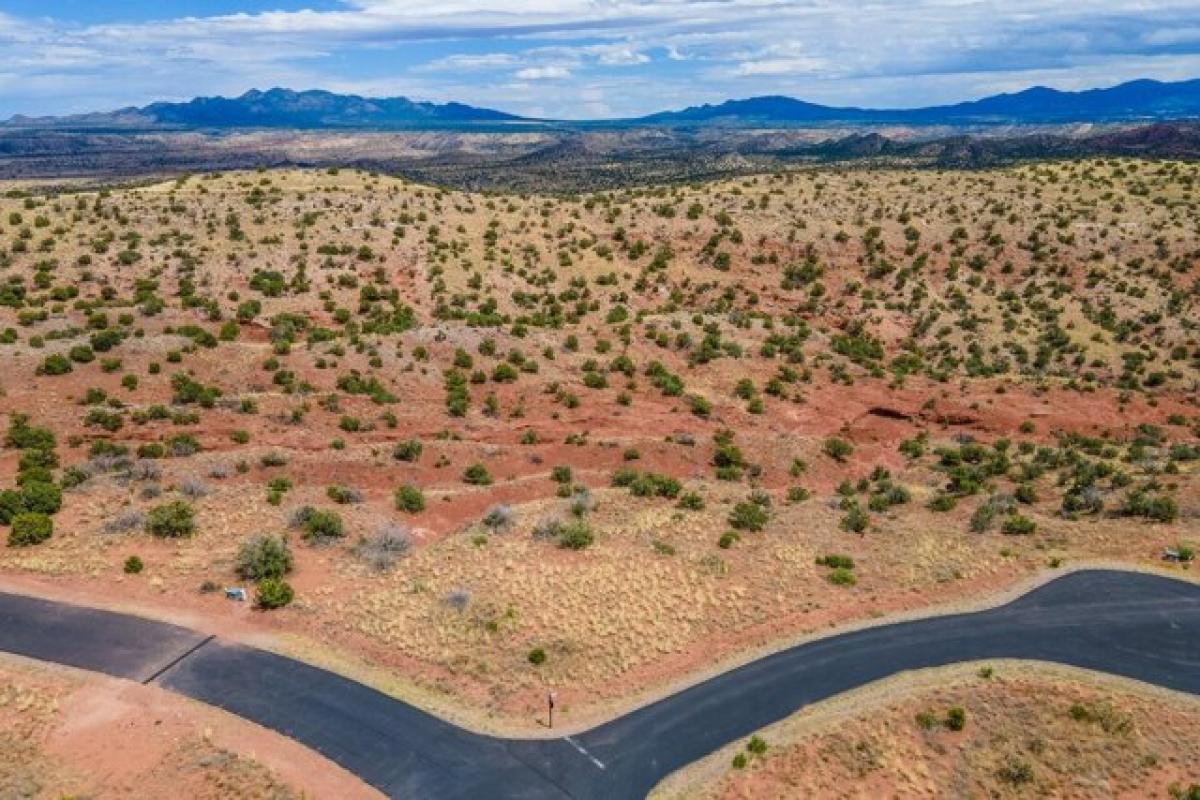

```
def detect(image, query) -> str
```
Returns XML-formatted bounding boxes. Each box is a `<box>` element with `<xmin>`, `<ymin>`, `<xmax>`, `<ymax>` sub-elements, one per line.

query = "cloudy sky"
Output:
<box><xmin>2</xmin><ymin>0</ymin><xmax>1200</xmax><ymax>119</ymax></box>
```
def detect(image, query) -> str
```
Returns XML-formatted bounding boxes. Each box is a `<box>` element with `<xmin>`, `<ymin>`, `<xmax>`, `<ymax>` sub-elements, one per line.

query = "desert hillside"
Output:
<box><xmin>0</xmin><ymin>161</ymin><xmax>1196</xmax><ymax>727</ymax></box>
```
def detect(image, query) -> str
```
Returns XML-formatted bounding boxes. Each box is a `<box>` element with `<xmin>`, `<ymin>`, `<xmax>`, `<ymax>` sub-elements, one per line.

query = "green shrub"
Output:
<box><xmin>6</xmin><ymin>415</ymin><xmax>56</xmax><ymax>451</ymax></box>
<box><xmin>1061</xmin><ymin>486</ymin><xmax>1104</xmax><ymax>517</ymax></box>
<box><xmin>628</xmin><ymin>472</ymin><xmax>682</xmax><ymax>499</ymax></box>
<box><xmin>18</xmin><ymin>448</ymin><xmax>58</xmax><ymax>470</ymax></box>
<box><xmin>1001</xmin><ymin>514</ymin><xmax>1037</xmax><ymax>535</ymax></box>
<box><xmin>69</xmin><ymin>345</ymin><xmax>95</xmax><ymax>363</ymax></box>
<box><xmin>786</xmin><ymin>486</ymin><xmax>811</xmax><ymax>504</ymax></box>
<box><xmin>138</xmin><ymin>442</ymin><xmax>165</xmax><ymax>459</ymax></box>
<box><xmin>8</xmin><ymin>512</ymin><xmax>52</xmax><ymax>546</ymax></box>
<box><xmin>840</xmin><ymin>503</ymin><xmax>870</xmax><ymax>533</ymax></box>
<box><xmin>145</xmin><ymin>500</ymin><xmax>195</xmax><ymax>538</ymax></box>
<box><xmin>746</xmin><ymin>735</ymin><xmax>768</xmax><ymax>755</ymax></box>
<box><xmin>827</xmin><ymin>567</ymin><xmax>857</xmax><ymax>586</ymax></box>
<box><xmin>236</xmin><ymin>534</ymin><xmax>293</xmax><ymax>580</ymax></box>
<box><xmin>1170</xmin><ymin>784</ymin><xmax>1199</xmax><ymax>800</ymax></box>
<box><xmin>20</xmin><ymin>481</ymin><xmax>62</xmax><ymax>515</ymax></box>
<box><xmin>260</xmin><ymin>451</ymin><xmax>288</xmax><ymax>467</ymax></box>
<box><xmin>610</xmin><ymin>466</ymin><xmax>638</xmax><ymax>487</ymax></box>
<box><xmin>0</xmin><ymin>490</ymin><xmax>24</xmax><ymax>524</ymax></box>
<box><xmin>37</xmin><ymin>353</ymin><xmax>72</xmax><ymax>375</ymax></box>
<box><xmin>462</xmin><ymin>463</ymin><xmax>493</xmax><ymax>485</ymax></box>
<box><xmin>945</xmin><ymin>706</ymin><xmax>966</xmax><ymax>731</ymax></box>
<box><xmin>918</xmin><ymin>480</ymin><xmax>953</xmax><ymax>505</ymax></box>
<box><xmin>898</xmin><ymin>435</ymin><xmax>927</xmax><ymax>459</ymax></box>
<box><xmin>19</xmin><ymin>479</ymin><xmax>61</xmax><ymax>515</ymax></box>
<box><xmin>1119</xmin><ymin>490</ymin><xmax>1179</xmax><ymax>523</ymax></box>
<box><xmin>301</xmin><ymin>509</ymin><xmax>344</xmax><ymax>542</ymax></box>
<box><xmin>255</xmin><ymin>577</ymin><xmax>295</xmax><ymax>609</ymax></box>
<box><xmin>17</xmin><ymin>466</ymin><xmax>53</xmax><ymax>486</ymax></box>
<box><xmin>815</xmin><ymin>554</ymin><xmax>855</xmax><ymax>569</ymax></box>
<box><xmin>728</xmin><ymin>500</ymin><xmax>769</xmax><ymax>532</ymax></box>
<box><xmin>970</xmin><ymin>494</ymin><xmax>1014</xmax><ymax>533</ymax></box>
<box><xmin>393</xmin><ymin>439</ymin><xmax>423</xmax><ymax>462</ymax></box>
<box><xmin>266</xmin><ymin>477</ymin><xmax>292</xmax><ymax>495</ymax></box>
<box><xmin>1015</xmin><ymin>483</ymin><xmax>1038</xmax><ymax>504</ymax></box>
<box><xmin>481</xmin><ymin>504</ymin><xmax>514</xmax><ymax>533</ymax></box>
<box><xmin>167</xmin><ymin>433</ymin><xmax>201</xmax><ymax>456</ymax></box>
<box><xmin>997</xmin><ymin>755</ymin><xmax>1034</xmax><ymax>785</ymax></box>
<box><xmin>124</xmin><ymin>555</ymin><xmax>144</xmax><ymax>574</ymax></box>
<box><xmin>823</xmin><ymin>437</ymin><xmax>854</xmax><ymax>462</ymax></box>
<box><xmin>394</xmin><ymin>484</ymin><xmax>426</xmax><ymax>513</ymax></box>
<box><xmin>558</xmin><ymin>521</ymin><xmax>594</xmax><ymax>550</ymax></box>
<box><xmin>326</xmin><ymin>484</ymin><xmax>361</xmax><ymax>504</ymax></box>
<box><xmin>527</xmin><ymin>647</ymin><xmax>546</xmax><ymax>665</ymax></box>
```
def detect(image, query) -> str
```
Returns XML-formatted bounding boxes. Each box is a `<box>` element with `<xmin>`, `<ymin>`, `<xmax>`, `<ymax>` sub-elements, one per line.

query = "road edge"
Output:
<box><xmin>1</xmin><ymin>559</ymin><xmax>1194</xmax><ymax>738</ymax></box>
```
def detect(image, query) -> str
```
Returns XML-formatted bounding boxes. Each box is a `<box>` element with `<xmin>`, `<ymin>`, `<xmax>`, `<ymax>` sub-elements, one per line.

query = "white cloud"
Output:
<box><xmin>418</xmin><ymin>53</ymin><xmax>519</xmax><ymax>72</ymax></box>
<box><xmin>597</xmin><ymin>45</ymin><xmax>650</xmax><ymax>66</ymax></box>
<box><xmin>515</xmin><ymin>65</ymin><xmax>572</xmax><ymax>80</ymax></box>
<box><xmin>732</xmin><ymin>56</ymin><xmax>825</xmax><ymax>77</ymax></box>
<box><xmin>1142</xmin><ymin>26</ymin><xmax>1200</xmax><ymax>46</ymax></box>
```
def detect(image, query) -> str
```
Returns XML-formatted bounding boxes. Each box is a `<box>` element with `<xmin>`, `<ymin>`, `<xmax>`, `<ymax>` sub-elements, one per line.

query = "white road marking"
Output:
<box><xmin>564</xmin><ymin>736</ymin><xmax>606</xmax><ymax>770</ymax></box>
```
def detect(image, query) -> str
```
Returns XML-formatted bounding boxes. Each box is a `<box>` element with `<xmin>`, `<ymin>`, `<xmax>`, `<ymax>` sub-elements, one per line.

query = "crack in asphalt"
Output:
<box><xmin>142</xmin><ymin>634</ymin><xmax>215</xmax><ymax>684</ymax></box>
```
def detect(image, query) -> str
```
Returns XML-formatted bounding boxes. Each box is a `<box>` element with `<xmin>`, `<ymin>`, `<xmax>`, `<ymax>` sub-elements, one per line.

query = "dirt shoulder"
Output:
<box><xmin>0</xmin><ymin>651</ymin><xmax>381</xmax><ymax>800</ymax></box>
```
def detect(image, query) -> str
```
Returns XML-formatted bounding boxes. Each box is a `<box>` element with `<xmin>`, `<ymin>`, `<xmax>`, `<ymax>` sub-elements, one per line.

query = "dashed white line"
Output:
<box><xmin>564</xmin><ymin>736</ymin><xmax>606</xmax><ymax>770</ymax></box>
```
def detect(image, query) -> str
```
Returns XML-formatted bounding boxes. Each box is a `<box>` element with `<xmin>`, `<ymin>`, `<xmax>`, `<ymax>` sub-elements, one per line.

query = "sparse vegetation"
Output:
<box><xmin>0</xmin><ymin>160</ymin><xmax>1195</xmax><ymax>731</ymax></box>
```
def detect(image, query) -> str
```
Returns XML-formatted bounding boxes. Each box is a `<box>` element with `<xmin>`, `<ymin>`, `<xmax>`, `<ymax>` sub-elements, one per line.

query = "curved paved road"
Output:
<box><xmin>2</xmin><ymin>569</ymin><xmax>1198</xmax><ymax>798</ymax></box>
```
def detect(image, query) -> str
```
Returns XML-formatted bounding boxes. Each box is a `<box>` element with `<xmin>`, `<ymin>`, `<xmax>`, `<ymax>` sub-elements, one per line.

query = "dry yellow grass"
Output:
<box><xmin>658</xmin><ymin>661</ymin><xmax>1200</xmax><ymax>800</ymax></box>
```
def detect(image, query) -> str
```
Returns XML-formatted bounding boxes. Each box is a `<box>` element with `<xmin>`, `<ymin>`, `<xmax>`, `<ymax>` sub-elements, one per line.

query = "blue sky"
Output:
<box><xmin>2</xmin><ymin>1</ymin><xmax>1200</xmax><ymax>119</ymax></box>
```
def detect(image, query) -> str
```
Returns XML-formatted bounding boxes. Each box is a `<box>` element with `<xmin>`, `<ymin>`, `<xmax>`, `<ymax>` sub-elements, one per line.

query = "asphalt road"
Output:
<box><xmin>2</xmin><ymin>569</ymin><xmax>1198</xmax><ymax>798</ymax></box>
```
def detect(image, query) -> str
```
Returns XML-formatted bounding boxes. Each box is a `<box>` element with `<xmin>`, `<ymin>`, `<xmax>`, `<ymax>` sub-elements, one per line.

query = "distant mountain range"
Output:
<box><xmin>635</xmin><ymin>79</ymin><xmax>1200</xmax><ymax>126</ymax></box>
<box><xmin>2</xmin><ymin>88</ymin><xmax>523</xmax><ymax>131</ymax></box>
<box><xmin>5</xmin><ymin>79</ymin><xmax>1200</xmax><ymax>131</ymax></box>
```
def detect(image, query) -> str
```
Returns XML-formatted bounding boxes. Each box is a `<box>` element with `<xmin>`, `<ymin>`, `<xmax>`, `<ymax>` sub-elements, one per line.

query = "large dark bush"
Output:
<box><xmin>255</xmin><ymin>577</ymin><xmax>295</xmax><ymax>609</ymax></box>
<box><xmin>145</xmin><ymin>500</ymin><xmax>196</xmax><ymax>538</ymax></box>
<box><xmin>8</xmin><ymin>512</ymin><xmax>52</xmax><ymax>546</ymax></box>
<box><xmin>236</xmin><ymin>534</ymin><xmax>293</xmax><ymax>580</ymax></box>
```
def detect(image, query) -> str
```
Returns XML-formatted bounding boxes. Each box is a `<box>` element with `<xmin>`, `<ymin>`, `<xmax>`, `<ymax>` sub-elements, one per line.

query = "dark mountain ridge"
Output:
<box><xmin>635</xmin><ymin>78</ymin><xmax>1200</xmax><ymax>126</ymax></box>
<box><xmin>3</xmin><ymin>88</ymin><xmax>524</xmax><ymax>131</ymax></box>
<box><xmin>5</xmin><ymin>78</ymin><xmax>1200</xmax><ymax>131</ymax></box>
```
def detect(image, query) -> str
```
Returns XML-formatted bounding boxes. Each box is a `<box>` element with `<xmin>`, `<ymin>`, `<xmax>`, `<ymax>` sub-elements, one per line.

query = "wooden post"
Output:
<box><xmin>548</xmin><ymin>691</ymin><xmax>555</xmax><ymax>729</ymax></box>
